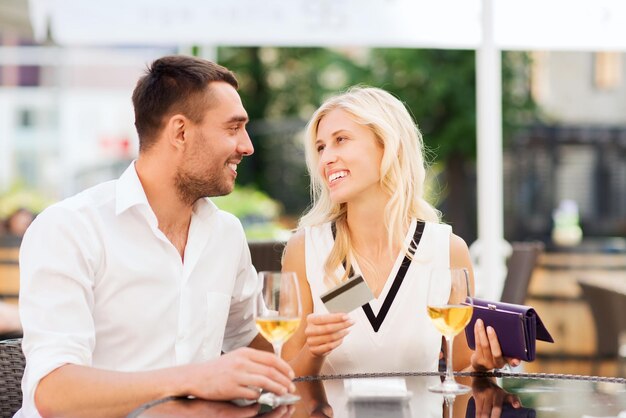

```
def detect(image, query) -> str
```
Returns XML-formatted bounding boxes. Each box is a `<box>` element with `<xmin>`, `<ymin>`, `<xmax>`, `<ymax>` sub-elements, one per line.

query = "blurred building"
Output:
<box><xmin>504</xmin><ymin>51</ymin><xmax>626</xmax><ymax>240</ymax></box>
<box><xmin>0</xmin><ymin>38</ymin><xmax>173</xmax><ymax>200</ymax></box>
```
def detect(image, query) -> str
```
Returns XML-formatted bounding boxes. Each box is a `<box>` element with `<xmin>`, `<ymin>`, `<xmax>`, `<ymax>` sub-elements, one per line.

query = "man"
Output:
<box><xmin>17</xmin><ymin>55</ymin><xmax>295</xmax><ymax>418</ymax></box>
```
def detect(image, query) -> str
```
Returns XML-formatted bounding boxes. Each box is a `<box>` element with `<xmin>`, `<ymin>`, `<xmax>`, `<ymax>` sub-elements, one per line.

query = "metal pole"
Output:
<box><xmin>476</xmin><ymin>0</ymin><xmax>506</xmax><ymax>300</ymax></box>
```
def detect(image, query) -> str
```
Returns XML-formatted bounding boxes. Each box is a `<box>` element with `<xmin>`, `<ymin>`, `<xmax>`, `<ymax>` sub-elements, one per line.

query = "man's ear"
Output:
<box><xmin>166</xmin><ymin>114</ymin><xmax>187</xmax><ymax>150</ymax></box>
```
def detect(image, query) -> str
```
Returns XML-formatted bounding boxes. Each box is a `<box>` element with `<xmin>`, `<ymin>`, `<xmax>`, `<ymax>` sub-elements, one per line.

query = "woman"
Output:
<box><xmin>282</xmin><ymin>86</ymin><xmax>519</xmax><ymax>411</ymax></box>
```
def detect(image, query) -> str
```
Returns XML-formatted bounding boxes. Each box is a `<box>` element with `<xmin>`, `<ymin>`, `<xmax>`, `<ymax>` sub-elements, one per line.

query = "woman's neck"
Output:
<box><xmin>345</xmin><ymin>199</ymin><xmax>387</xmax><ymax>246</ymax></box>
<box><xmin>345</xmin><ymin>204</ymin><xmax>401</xmax><ymax>298</ymax></box>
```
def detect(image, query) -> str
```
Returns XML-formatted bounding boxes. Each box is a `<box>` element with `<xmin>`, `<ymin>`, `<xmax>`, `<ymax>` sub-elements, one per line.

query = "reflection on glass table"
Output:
<box><xmin>128</xmin><ymin>372</ymin><xmax>626</xmax><ymax>418</ymax></box>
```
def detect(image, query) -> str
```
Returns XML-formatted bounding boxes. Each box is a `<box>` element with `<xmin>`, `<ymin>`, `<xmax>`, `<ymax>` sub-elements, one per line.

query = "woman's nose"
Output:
<box><xmin>319</xmin><ymin>146</ymin><xmax>337</xmax><ymax>165</ymax></box>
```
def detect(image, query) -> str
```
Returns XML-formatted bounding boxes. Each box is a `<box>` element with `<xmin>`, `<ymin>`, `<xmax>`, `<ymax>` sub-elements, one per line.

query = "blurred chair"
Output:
<box><xmin>248</xmin><ymin>241</ymin><xmax>286</xmax><ymax>273</ymax></box>
<box><xmin>0</xmin><ymin>238</ymin><xmax>22</xmax><ymax>340</ymax></box>
<box><xmin>500</xmin><ymin>241</ymin><xmax>544</xmax><ymax>305</ymax></box>
<box><xmin>577</xmin><ymin>280</ymin><xmax>626</xmax><ymax>376</ymax></box>
<box><xmin>0</xmin><ymin>258</ymin><xmax>20</xmax><ymax>304</ymax></box>
<box><xmin>0</xmin><ymin>235</ymin><xmax>20</xmax><ymax>306</ymax></box>
<box><xmin>0</xmin><ymin>338</ymin><xmax>24</xmax><ymax>418</ymax></box>
<box><xmin>0</xmin><ymin>235</ymin><xmax>22</xmax><ymax>253</ymax></box>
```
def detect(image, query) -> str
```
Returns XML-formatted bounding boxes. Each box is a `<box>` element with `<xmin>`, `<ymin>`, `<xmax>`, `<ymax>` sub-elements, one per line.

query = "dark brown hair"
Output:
<box><xmin>132</xmin><ymin>55</ymin><xmax>238</xmax><ymax>152</ymax></box>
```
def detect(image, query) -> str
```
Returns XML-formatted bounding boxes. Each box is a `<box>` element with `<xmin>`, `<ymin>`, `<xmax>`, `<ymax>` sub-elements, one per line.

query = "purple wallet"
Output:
<box><xmin>464</xmin><ymin>298</ymin><xmax>554</xmax><ymax>361</ymax></box>
<box><xmin>466</xmin><ymin>397</ymin><xmax>536</xmax><ymax>417</ymax></box>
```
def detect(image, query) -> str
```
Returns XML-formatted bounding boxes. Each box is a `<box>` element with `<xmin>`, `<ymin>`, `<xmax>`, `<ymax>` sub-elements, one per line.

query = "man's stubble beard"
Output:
<box><xmin>174</xmin><ymin>165</ymin><xmax>233</xmax><ymax>206</ymax></box>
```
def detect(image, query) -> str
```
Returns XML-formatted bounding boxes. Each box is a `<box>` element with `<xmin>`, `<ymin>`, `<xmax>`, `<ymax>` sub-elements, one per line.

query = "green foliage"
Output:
<box><xmin>211</xmin><ymin>186</ymin><xmax>281</xmax><ymax>221</ymax></box>
<box><xmin>424</xmin><ymin>161</ymin><xmax>446</xmax><ymax>209</ymax></box>
<box><xmin>502</xmin><ymin>51</ymin><xmax>538</xmax><ymax>129</ymax></box>
<box><xmin>217</xmin><ymin>47</ymin><xmax>537</xmax><ymax>222</ymax></box>
<box><xmin>220</xmin><ymin>47</ymin><xmax>370</xmax><ymax>122</ymax></box>
<box><xmin>0</xmin><ymin>180</ymin><xmax>53</xmax><ymax>219</ymax></box>
<box><xmin>362</xmin><ymin>49</ymin><xmax>536</xmax><ymax>160</ymax></box>
<box><xmin>211</xmin><ymin>186</ymin><xmax>289</xmax><ymax>240</ymax></box>
<box><xmin>364</xmin><ymin>49</ymin><xmax>478</xmax><ymax>159</ymax></box>
<box><xmin>220</xmin><ymin>47</ymin><xmax>535</xmax><ymax>162</ymax></box>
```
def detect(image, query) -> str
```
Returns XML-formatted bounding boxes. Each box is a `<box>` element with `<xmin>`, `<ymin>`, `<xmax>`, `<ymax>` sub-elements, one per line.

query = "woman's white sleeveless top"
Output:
<box><xmin>304</xmin><ymin>219</ymin><xmax>452</xmax><ymax>374</ymax></box>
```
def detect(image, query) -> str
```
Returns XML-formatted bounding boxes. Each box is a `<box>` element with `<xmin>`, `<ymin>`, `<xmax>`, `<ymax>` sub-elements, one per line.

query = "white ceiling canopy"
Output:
<box><xmin>28</xmin><ymin>0</ymin><xmax>626</xmax><ymax>51</ymax></box>
<box><xmin>28</xmin><ymin>0</ymin><xmax>481</xmax><ymax>49</ymax></box>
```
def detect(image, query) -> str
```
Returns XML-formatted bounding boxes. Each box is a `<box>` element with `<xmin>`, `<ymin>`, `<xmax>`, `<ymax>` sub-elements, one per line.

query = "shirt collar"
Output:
<box><xmin>115</xmin><ymin>161</ymin><xmax>151</xmax><ymax>216</ymax></box>
<box><xmin>194</xmin><ymin>197</ymin><xmax>218</xmax><ymax>219</ymax></box>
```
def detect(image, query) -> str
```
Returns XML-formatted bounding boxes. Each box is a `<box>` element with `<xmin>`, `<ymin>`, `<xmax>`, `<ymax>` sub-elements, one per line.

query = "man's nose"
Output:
<box><xmin>238</xmin><ymin>130</ymin><xmax>254</xmax><ymax>156</ymax></box>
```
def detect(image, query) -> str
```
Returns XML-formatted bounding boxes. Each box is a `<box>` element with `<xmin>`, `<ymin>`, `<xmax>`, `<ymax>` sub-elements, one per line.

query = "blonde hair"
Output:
<box><xmin>299</xmin><ymin>86</ymin><xmax>440</xmax><ymax>285</ymax></box>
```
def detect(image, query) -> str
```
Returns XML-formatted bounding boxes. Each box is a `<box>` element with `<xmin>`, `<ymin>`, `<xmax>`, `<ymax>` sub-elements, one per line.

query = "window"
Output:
<box><xmin>593</xmin><ymin>52</ymin><xmax>622</xmax><ymax>90</ymax></box>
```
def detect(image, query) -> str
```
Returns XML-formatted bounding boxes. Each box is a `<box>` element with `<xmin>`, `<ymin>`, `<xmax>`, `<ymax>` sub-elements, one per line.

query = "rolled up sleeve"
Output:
<box><xmin>19</xmin><ymin>205</ymin><xmax>101</xmax><ymax>412</ymax></box>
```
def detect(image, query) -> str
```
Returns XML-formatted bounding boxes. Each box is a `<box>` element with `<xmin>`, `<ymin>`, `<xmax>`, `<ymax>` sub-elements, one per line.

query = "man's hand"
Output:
<box><xmin>259</xmin><ymin>405</ymin><xmax>296</xmax><ymax>418</ymax></box>
<box><xmin>185</xmin><ymin>347</ymin><xmax>296</xmax><ymax>401</ymax></box>
<box><xmin>144</xmin><ymin>398</ymin><xmax>295</xmax><ymax>418</ymax></box>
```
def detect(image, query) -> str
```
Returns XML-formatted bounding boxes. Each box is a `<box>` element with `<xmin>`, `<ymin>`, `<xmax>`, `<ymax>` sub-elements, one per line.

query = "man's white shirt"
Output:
<box><xmin>17</xmin><ymin>162</ymin><xmax>259</xmax><ymax>417</ymax></box>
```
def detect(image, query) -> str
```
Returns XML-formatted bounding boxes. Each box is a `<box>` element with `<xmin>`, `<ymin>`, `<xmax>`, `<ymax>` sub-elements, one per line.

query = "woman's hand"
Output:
<box><xmin>469</xmin><ymin>377</ymin><xmax>522</xmax><ymax>417</ymax></box>
<box><xmin>470</xmin><ymin>319</ymin><xmax>521</xmax><ymax>371</ymax></box>
<box><xmin>304</xmin><ymin>313</ymin><xmax>354</xmax><ymax>358</ymax></box>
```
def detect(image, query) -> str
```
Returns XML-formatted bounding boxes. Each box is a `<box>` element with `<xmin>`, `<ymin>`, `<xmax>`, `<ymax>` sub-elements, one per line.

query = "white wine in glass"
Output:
<box><xmin>426</xmin><ymin>267</ymin><xmax>473</xmax><ymax>394</ymax></box>
<box><xmin>256</xmin><ymin>317</ymin><xmax>301</xmax><ymax>344</ymax></box>
<box><xmin>255</xmin><ymin>271</ymin><xmax>302</xmax><ymax>405</ymax></box>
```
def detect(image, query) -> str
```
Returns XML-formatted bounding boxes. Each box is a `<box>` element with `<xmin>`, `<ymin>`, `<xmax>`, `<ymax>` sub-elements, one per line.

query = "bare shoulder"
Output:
<box><xmin>449</xmin><ymin>233</ymin><xmax>469</xmax><ymax>255</ymax></box>
<box><xmin>282</xmin><ymin>228</ymin><xmax>306</xmax><ymax>273</ymax></box>
<box><xmin>282</xmin><ymin>228</ymin><xmax>314</xmax><ymax>315</ymax></box>
<box><xmin>283</xmin><ymin>229</ymin><xmax>305</xmax><ymax>260</ymax></box>
<box><xmin>449</xmin><ymin>233</ymin><xmax>472</xmax><ymax>268</ymax></box>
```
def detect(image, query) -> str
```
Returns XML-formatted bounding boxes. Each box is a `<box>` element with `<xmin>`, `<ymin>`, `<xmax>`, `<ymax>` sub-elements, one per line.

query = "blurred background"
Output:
<box><xmin>1</xmin><ymin>0</ymin><xmax>625</xmax><ymax>242</ymax></box>
<box><xmin>1</xmin><ymin>0</ymin><xmax>625</xmax><ymax>376</ymax></box>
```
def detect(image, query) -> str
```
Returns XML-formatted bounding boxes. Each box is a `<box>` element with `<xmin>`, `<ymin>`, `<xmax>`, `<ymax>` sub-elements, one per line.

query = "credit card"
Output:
<box><xmin>321</xmin><ymin>275</ymin><xmax>375</xmax><ymax>313</ymax></box>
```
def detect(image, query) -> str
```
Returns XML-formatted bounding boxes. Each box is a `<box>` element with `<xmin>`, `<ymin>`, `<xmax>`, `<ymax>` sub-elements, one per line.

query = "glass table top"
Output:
<box><xmin>129</xmin><ymin>371</ymin><xmax>626</xmax><ymax>418</ymax></box>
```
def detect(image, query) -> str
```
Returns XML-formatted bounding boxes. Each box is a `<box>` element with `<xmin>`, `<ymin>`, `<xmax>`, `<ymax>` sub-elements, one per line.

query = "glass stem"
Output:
<box><xmin>444</xmin><ymin>395</ymin><xmax>455</xmax><ymax>418</ymax></box>
<box><xmin>444</xmin><ymin>335</ymin><xmax>455</xmax><ymax>384</ymax></box>
<box><xmin>273</xmin><ymin>342</ymin><xmax>283</xmax><ymax>360</ymax></box>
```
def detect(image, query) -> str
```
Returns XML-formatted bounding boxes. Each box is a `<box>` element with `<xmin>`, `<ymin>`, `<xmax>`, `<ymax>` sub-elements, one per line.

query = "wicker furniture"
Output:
<box><xmin>0</xmin><ymin>338</ymin><xmax>24</xmax><ymax>418</ymax></box>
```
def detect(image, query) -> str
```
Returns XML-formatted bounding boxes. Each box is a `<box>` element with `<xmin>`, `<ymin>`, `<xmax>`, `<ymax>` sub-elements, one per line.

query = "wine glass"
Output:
<box><xmin>426</xmin><ymin>267</ymin><xmax>473</xmax><ymax>394</ymax></box>
<box><xmin>255</xmin><ymin>271</ymin><xmax>302</xmax><ymax>405</ymax></box>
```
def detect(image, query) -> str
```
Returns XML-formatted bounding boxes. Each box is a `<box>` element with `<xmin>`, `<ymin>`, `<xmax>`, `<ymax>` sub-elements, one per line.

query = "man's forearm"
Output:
<box><xmin>35</xmin><ymin>363</ymin><xmax>189</xmax><ymax>418</ymax></box>
<box><xmin>34</xmin><ymin>346</ymin><xmax>296</xmax><ymax>418</ymax></box>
